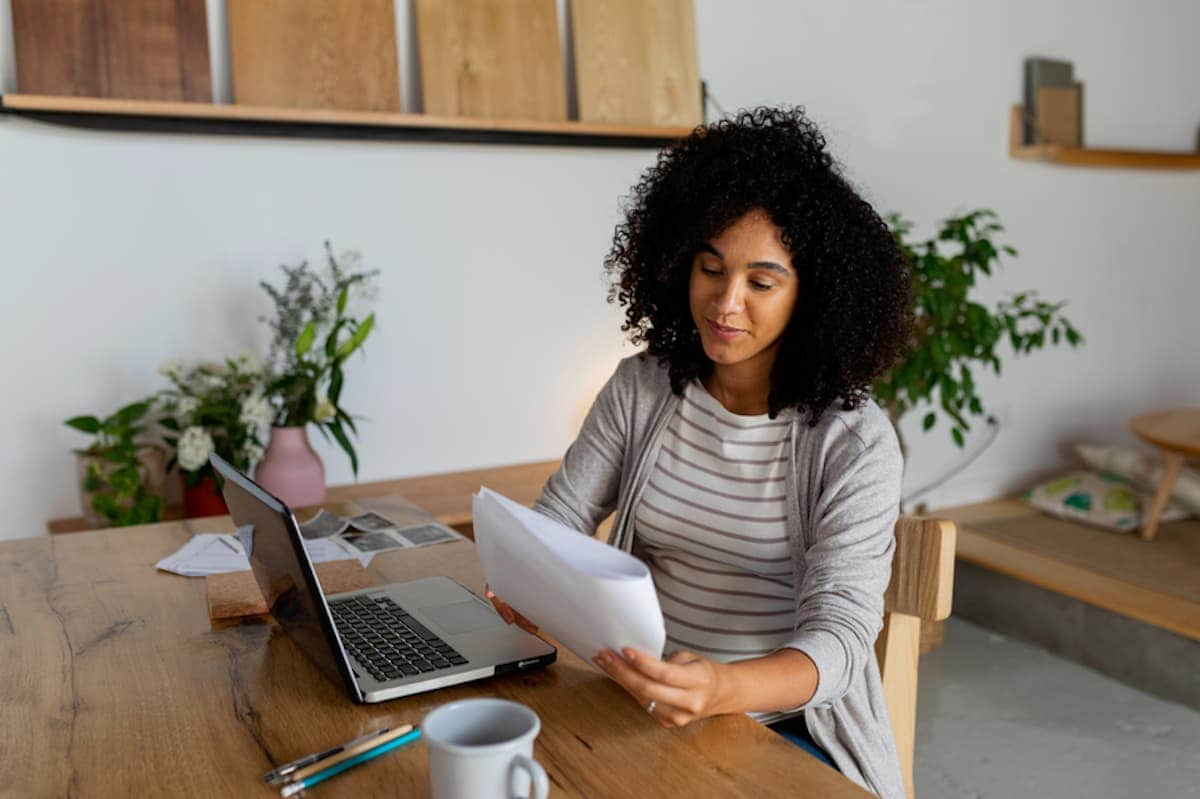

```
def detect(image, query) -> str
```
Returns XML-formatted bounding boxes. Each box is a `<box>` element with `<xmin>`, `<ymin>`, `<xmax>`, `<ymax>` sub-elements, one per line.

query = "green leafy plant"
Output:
<box><xmin>65</xmin><ymin>400</ymin><xmax>164</xmax><ymax>526</ymax></box>
<box><xmin>873</xmin><ymin>209</ymin><xmax>1083</xmax><ymax>458</ymax></box>
<box><xmin>259</xmin><ymin>242</ymin><xmax>379</xmax><ymax>476</ymax></box>
<box><xmin>156</xmin><ymin>355</ymin><xmax>271</xmax><ymax>484</ymax></box>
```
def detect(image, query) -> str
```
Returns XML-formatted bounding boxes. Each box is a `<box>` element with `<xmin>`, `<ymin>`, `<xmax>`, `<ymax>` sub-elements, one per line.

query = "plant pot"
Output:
<box><xmin>182</xmin><ymin>473</ymin><xmax>229</xmax><ymax>518</ymax></box>
<box><xmin>254</xmin><ymin>426</ymin><xmax>326</xmax><ymax>508</ymax></box>
<box><xmin>75</xmin><ymin>444</ymin><xmax>168</xmax><ymax>528</ymax></box>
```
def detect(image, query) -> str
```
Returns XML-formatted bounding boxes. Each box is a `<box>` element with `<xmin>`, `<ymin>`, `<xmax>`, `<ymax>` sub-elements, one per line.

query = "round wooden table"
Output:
<box><xmin>1130</xmin><ymin>408</ymin><xmax>1200</xmax><ymax>541</ymax></box>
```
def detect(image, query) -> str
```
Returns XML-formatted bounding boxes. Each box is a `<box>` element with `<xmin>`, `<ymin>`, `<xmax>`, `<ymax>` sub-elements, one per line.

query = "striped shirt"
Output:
<box><xmin>632</xmin><ymin>380</ymin><xmax>799</xmax><ymax>722</ymax></box>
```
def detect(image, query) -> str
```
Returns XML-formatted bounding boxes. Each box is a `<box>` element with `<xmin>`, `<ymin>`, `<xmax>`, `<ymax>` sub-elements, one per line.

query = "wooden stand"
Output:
<box><xmin>1008</xmin><ymin>105</ymin><xmax>1200</xmax><ymax>170</ymax></box>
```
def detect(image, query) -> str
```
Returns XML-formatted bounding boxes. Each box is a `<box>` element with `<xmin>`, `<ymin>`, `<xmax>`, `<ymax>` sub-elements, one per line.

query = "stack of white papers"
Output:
<box><xmin>472</xmin><ymin>488</ymin><xmax>665</xmax><ymax>665</ymax></box>
<box><xmin>155</xmin><ymin>529</ymin><xmax>376</xmax><ymax>578</ymax></box>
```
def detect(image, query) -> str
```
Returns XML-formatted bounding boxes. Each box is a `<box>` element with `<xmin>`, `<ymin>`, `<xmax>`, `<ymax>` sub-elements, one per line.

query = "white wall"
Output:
<box><xmin>1</xmin><ymin>1</ymin><xmax>1198</xmax><ymax>539</ymax></box>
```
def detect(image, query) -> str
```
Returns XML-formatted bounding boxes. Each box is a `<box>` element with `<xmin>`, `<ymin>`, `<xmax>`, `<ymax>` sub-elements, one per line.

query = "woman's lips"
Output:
<box><xmin>706</xmin><ymin>319</ymin><xmax>744</xmax><ymax>341</ymax></box>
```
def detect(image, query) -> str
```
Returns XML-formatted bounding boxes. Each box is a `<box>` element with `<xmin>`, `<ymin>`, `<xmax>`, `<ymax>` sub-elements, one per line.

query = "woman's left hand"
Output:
<box><xmin>592</xmin><ymin>647</ymin><xmax>729</xmax><ymax>727</ymax></box>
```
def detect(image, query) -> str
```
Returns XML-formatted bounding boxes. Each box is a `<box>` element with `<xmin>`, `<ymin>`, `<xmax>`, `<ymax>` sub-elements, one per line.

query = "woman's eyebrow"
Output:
<box><xmin>699</xmin><ymin>243</ymin><xmax>791</xmax><ymax>276</ymax></box>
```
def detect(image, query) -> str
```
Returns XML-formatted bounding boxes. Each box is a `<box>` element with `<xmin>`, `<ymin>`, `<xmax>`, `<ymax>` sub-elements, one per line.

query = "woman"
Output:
<box><xmin>488</xmin><ymin>106</ymin><xmax>912</xmax><ymax>799</ymax></box>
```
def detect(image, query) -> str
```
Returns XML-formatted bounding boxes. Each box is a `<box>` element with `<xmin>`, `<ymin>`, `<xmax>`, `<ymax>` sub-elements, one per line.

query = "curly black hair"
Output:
<box><xmin>606</xmin><ymin>105</ymin><xmax>912</xmax><ymax>422</ymax></box>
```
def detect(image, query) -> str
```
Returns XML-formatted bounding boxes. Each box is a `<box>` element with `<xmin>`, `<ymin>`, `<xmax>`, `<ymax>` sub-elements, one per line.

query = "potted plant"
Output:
<box><xmin>256</xmin><ymin>242</ymin><xmax>378</xmax><ymax>506</ymax></box>
<box><xmin>65</xmin><ymin>400</ymin><xmax>167</xmax><ymax>527</ymax></box>
<box><xmin>874</xmin><ymin>209</ymin><xmax>1084</xmax><ymax>462</ymax></box>
<box><xmin>156</xmin><ymin>355</ymin><xmax>272</xmax><ymax>517</ymax></box>
<box><xmin>873</xmin><ymin>209</ymin><xmax>1084</xmax><ymax>652</ymax></box>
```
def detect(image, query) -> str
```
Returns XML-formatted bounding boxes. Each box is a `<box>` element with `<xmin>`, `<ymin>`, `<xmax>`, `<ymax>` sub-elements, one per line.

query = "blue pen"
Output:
<box><xmin>279</xmin><ymin>729</ymin><xmax>423</xmax><ymax>797</ymax></box>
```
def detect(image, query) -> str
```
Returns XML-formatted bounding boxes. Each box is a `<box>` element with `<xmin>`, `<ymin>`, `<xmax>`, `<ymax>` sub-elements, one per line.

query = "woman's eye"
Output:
<box><xmin>700</xmin><ymin>266</ymin><xmax>721</xmax><ymax>276</ymax></box>
<box><xmin>750</xmin><ymin>282</ymin><xmax>773</xmax><ymax>291</ymax></box>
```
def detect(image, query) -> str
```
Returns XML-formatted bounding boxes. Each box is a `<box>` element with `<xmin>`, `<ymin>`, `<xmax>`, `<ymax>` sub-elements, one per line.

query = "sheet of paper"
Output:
<box><xmin>156</xmin><ymin>529</ymin><xmax>374</xmax><ymax>576</ymax></box>
<box><xmin>472</xmin><ymin>487</ymin><xmax>665</xmax><ymax>665</ymax></box>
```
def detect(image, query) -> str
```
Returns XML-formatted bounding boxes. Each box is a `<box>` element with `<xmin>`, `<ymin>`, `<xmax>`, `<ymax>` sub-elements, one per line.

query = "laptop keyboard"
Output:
<box><xmin>329</xmin><ymin>595</ymin><xmax>469</xmax><ymax>683</ymax></box>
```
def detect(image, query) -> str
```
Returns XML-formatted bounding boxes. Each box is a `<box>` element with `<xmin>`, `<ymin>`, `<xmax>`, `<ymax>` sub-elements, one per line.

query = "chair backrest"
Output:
<box><xmin>876</xmin><ymin>516</ymin><xmax>957</xmax><ymax>799</ymax></box>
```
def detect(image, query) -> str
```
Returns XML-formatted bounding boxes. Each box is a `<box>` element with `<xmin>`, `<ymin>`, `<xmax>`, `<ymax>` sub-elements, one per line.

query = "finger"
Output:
<box><xmin>665</xmin><ymin>650</ymin><xmax>702</xmax><ymax>666</ymax></box>
<box><xmin>621</xmin><ymin>647</ymin><xmax>706</xmax><ymax>688</ymax></box>
<box><xmin>592</xmin><ymin>650</ymin><xmax>696</xmax><ymax>710</ymax></box>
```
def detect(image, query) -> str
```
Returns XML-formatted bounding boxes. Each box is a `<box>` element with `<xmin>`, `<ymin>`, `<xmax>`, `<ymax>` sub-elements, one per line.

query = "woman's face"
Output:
<box><xmin>688</xmin><ymin>208</ymin><xmax>799</xmax><ymax>370</ymax></box>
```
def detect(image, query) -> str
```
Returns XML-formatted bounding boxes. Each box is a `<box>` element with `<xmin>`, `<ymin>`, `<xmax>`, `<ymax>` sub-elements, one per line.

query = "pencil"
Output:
<box><xmin>280</xmin><ymin>729</ymin><xmax>422</xmax><ymax>797</ymax></box>
<box><xmin>290</xmin><ymin>724</ymin><xmax>415</xmax><ymax>782</ymax></box>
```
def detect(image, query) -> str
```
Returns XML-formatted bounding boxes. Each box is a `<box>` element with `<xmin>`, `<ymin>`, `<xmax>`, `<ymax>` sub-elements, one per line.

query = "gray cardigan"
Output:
<box><xmin>534</xmin><ymin>353</ymin><xmax>905</xmax><ymax>799</ymax></box>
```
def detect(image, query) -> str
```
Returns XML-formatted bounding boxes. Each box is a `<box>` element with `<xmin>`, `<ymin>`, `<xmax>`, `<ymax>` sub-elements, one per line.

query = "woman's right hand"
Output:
<box><xmin>485</xmin><ymin>585</ymin><xmax>539</xmax><ymax>634</ymax></box>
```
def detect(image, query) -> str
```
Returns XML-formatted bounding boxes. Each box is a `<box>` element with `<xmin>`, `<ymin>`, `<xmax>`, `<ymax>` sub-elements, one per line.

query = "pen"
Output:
<box><xmin>280</xmin><ymin>728</ymin><xmax>422</xmax><ymax>797</ymax></box>
<box><xmin>264</xmin><ymin>727</ymin><xmax>391</xmax><ymax>785</ymax></box>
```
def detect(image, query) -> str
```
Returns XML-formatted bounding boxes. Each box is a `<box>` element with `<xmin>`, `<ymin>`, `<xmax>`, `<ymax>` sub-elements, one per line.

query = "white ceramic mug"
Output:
<box><xmin>421</xmin><ymin>698</ymin><xmax>549</xmax><ymax>799</ymax></box>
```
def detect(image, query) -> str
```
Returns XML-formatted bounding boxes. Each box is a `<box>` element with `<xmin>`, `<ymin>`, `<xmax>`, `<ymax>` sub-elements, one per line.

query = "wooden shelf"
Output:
<box><xmin>0</xmin><ymin>94</ymin><xmax>692</xmax><ymax>149</ymax></box>
<box><xmin>1008</xmin><ymin>105</ymin><xmax>1200</xmax><ymax>170</ymax></box>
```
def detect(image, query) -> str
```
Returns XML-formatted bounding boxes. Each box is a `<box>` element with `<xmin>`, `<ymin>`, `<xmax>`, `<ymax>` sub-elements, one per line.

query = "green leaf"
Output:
<box><xmin>65</xmin><ymin>416</ymin><xmax>102</xmax><ymax>434</ymax></box>
<box><xmin>109</xmin><ymin>465</ymin><xmax>140</xmax><ymax>494</ymax></box>
<box><xmin>327</xmin><ymin>420</ymin><xmax>359</xmax><ymax>477</ymax></box>
<box><xmin>92</xmin><ymin>492</ymin><xmax>120</xmax><ymax>521</ymax></box>
<box><xmin>335</xmin><ymin>313</ymin><xmax>375</xmax><ymax>359</ymax></box>
<box><xmin>158</xmin><ymin>416</ymin><xmax>180</xmax><ymax>431</ymax></box>
<box><xmin>113</xmin><ymin>401</ymin><xmax>150</xmax><ymax>426</ymax></box>
<box><xmin>951</xmin><ymin>427</ymin><xmax>965</xmax><ymax>447</ymax></box>
<box><xmin>922</xmin><ymin>412</ymin><xmax>936</xmax><ymax>431</ymax></box>
<box><xmin>296</xmin><ymin>320</ymin><xmax>316</xmax><ymax>357</ymax></box>
<box><xmin>337</xmin><ymin>286</ymin><xmax>348</xmax><ymax>315</ymax></box>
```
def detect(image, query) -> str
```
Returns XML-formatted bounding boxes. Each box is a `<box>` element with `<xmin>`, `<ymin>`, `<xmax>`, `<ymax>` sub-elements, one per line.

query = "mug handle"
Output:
<box><xmin>509</xmin><ymin>754</ymin><xmax>549</xmax><ymax>799</ymax></box>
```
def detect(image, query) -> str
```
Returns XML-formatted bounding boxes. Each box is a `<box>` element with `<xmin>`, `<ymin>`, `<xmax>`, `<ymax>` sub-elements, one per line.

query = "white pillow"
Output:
<box><xmin>1075</xmin><ymin>444</ymin><xmax>1200</xmax><ymax>516</ymax></box>
<box><xmin>1024</xmin><ymin>470</ymin><xmax>1190</xmax><ymax>532</ymax></box>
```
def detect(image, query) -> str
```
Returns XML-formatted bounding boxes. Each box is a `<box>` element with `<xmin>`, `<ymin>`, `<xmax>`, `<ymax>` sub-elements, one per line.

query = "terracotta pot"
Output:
<box><xmin>182</xmin><ymin>473</ymin><xmax>229</xmax><ymax>518</ymax></box>
<box><xmin>254</xmin><ymin>426</ymin><xmax>326</xmax><ymax>507</ymax></box>
<box><xmin>75</xmin><ymin>444</ymin><xmax>168</xmax><ymax>528</ymax></box>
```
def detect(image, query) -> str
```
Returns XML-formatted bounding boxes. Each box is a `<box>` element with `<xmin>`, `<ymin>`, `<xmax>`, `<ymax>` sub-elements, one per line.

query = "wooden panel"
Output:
<box><xmin>11</xmin><ymin>0</ymin><xmax>211</xmax><ymax>101</ymax></box>
<box><xmin>0</xmin><ymin>510</ymin><xmax>872</xmax><ymax>798</ymax></box>
<box><xmin>415</xmin><ymin>0</ymin><xmax>566</xmax><ymax>121</ymax></box>
<box><xmin>228</xmin><ymin>0</ymin><xmax>401</xmax><ymax>112</ymax></box>
<box><xmin>884</xmin><ymin>517</ymin><xmax>956</xmax><ymax>621</ymax></box>
<box><xmin>875</xmin><ymin>613</ymin><xmax>919</xmax><ymax>799</ymax></box>
<box><xmin>571</xmin><ymin>0</ymin><xmax>701</xmax><ymax>127</ymax></box>
<box><xmin>937</xmin><ymin>498</ymin><xmax>1200</xmax><ymax>641</ymax></box>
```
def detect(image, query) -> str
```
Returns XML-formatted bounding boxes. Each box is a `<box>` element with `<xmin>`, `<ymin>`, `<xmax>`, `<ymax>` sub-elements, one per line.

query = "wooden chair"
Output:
<box><xmin>876</xmin><ymin>516</ymin><xmax>957</xmax><ymax>799</ymax></box>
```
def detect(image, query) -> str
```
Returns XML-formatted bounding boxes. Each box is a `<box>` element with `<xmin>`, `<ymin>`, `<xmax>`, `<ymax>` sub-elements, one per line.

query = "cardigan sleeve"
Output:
<box><xmin>532</xmin><ymin>362</ymin><xmax>629</xmax><ymax>536</ymax></box>
<box><xmin>785</xmin><ymin>413</ymin><xmax>901</xmax><ymax>709</ymax></box>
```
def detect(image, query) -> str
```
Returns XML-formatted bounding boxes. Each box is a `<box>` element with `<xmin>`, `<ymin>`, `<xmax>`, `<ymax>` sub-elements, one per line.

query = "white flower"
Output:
<box><xmin>202</xmin><ymin>373</ymin><xmax>226</xmax><ymax>391</ymax></box>
<box><xmin>233</xmin><ymin>353</ymin><xmax>263</xmax><ymax>376</ymax></box>
<box><xmin>177</xmin><ymin>426</ymin><xmax>215</xmax><ymax>472</ymax></box>
<box><xmin>313</xmin><ymin>397</ymin><xmax>336</xmax><ymax>423</ymax></box>
<box><xmin>242</xmin><ymin>441</ymin><xmax>264</xmax><ymax>463</ymax></box>
<box><xmin>239</xmin><ymin>394</ymin><xmax>275</xmax><ymax>428</ymax></box>
<box><xmin>175</xmin><ymin>396</ymin><xmax>200</xmax><ymax>419</ymax></box>
<box><xmin>158</xmin><ymin>358</ymin><xmax>184</xmax><ymax>378</ymax></box>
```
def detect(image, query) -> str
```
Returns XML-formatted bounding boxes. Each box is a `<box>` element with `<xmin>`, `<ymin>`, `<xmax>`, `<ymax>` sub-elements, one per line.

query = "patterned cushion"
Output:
<box><xmin>1023</xmin><ymin>470</ymin><xmax>1191</xmax><ymax>532</ymax></box>
<box><xmin>1075</xmin><ymin>444</ymin><xmax>1200</xmax><ymax>516</ymax></box>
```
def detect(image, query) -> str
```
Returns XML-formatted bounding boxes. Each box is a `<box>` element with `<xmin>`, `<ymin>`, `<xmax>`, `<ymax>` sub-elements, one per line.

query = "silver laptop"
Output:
<box><xmin>211</xmin><ymin>454</ymin><xmax>556</xmax><ymax>703</ymax></box>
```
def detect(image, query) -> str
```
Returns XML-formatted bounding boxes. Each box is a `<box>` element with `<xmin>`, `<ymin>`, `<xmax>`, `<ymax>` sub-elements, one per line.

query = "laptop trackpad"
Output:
<box><xmin>421</xmin><ymin>600</ymin><xmax>504</xmax><ymax>635</ymax></box>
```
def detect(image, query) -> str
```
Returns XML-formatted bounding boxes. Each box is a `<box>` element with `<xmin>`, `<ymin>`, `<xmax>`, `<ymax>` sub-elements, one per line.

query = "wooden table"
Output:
<box><xmin>1</xmin><ymin>495</ymin><xmax>870</xmax><ymax>798</ymax></box>
<box><xmin>1131</xmin><ymin>408</ymin><xmax>1200</xmax><ymax>542</ymax></box>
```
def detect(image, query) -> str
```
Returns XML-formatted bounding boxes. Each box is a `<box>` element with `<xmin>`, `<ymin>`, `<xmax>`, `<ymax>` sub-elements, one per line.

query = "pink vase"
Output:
<box><xmin>254</xmin><ymin>426</ymin><xmax>326</xmax><ymax>507</ymax></box>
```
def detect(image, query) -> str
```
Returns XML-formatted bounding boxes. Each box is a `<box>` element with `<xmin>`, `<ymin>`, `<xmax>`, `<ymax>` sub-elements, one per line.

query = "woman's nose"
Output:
<box><xmin>713</xmin><ymin>279</ymin><xmax>745</xmax><ymax>316</ymax></box>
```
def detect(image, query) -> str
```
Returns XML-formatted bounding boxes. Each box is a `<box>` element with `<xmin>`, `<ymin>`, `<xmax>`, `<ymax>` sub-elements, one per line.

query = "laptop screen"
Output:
<box><xmin>210</xmin><ymin>454</ymin><xmax>358</xmax><ymax>698</ymax></box>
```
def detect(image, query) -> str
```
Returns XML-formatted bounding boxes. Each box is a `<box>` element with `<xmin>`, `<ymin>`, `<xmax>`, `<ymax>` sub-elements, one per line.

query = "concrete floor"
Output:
<box><xmin>914</xmin><ymin>618</ymin><xmax>1200</xmax><ymax>799</ymax></box>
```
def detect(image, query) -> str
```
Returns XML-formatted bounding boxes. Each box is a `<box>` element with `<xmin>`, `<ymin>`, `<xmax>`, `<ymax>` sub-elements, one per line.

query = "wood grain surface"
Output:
<box><xmin>11</xmin><ymin>0</ymin><xmax>212</xmax><ymax>101</ymax></box>
<box><xmin>416</xmin><ymin>0</ymin><xmax>566</xmax><ymax>121</ymax></box>
<box><xmin>228</xmin><ymin>0</ymin><xmax>401</xmax><ymax>112</ymax></box>
<box><xmin>0</xmin><ymin>500</ymin><xmax>870</xmax><ymax>798</ymax></box>
<box><xmin>571</xmin><ymin>0</ymin><xmax>702</xmax><ymax>127</ymax></box>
